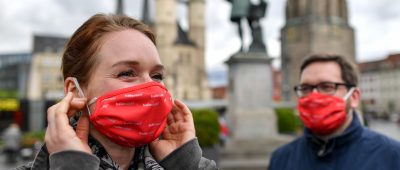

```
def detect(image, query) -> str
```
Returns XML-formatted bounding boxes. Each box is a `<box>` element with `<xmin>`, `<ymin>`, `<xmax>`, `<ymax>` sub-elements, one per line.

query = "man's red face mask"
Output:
<box><xmin>297</xmin><ymin>88</ymin><xmax>354</xmax><ymax>135</ymax></box>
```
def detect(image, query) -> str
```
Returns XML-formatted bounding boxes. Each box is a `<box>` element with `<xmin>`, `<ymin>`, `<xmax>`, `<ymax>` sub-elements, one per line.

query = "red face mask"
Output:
<box><xmin>73</xmin><ymin>78</ymin><xmax>173</xmax><ymax>147</ymax></box>
<box><xmin>297</xmin><ymin>88</ymin><xmax>354</xmax><ymax>135</ymax></box>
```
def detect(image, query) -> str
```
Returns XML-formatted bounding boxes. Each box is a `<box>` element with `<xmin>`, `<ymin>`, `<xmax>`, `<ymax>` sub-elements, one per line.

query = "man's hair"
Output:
<box><xmin>300</xmin><ymin>53</ymin><xmax>359</xmax><ymax>86</ymax></box>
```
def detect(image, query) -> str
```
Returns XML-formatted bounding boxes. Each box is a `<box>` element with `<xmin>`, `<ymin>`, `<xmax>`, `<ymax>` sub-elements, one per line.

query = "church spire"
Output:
<box><xmin>142</xmin><ymin>0</ymin><xmax>152</xmax><ymax>25</ymax></box>
<box><xmin>116</xmin><ymin>0</ymin><xmax>124</xmax><ymax>15</ymax></box>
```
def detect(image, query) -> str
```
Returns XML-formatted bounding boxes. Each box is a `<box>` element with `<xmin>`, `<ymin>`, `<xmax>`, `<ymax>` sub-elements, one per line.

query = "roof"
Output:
<box><xmin>33</xmin><ymin>35</ymin><xmax>68</xmax><ymax>54</ymax></box>
<box><xmin>358</xmin><ymin>54</ymin><xmax>400</xmax><ymax>72</ymax></box>
<box><xmin>174</xmin><ymin>22</ymin><xmax>196</xmax><ymax>46</ymax></box>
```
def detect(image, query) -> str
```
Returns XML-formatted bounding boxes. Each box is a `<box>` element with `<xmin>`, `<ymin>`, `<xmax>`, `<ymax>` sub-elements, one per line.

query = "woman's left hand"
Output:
<box><xmin>149</xmin><ymin>99</ymin><xmax>196</xmax><ymax>161</ymax></box>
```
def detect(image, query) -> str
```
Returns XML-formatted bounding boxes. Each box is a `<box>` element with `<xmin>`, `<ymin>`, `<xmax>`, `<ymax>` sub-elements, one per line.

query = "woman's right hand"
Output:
<box><xmin>45</xmin><ymin>92</ymin><xmax>91</xmax><ymax>154</ymax></box>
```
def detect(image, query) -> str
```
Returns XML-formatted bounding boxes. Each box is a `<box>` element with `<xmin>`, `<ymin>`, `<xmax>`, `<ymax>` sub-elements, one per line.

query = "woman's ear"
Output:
<box><xmin>64</xmin><ymin>77</ymin><xmax>78</xmax><ymax>96</ymax></box>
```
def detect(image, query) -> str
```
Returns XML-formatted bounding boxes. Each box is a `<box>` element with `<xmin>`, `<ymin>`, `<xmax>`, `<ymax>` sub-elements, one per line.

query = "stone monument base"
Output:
<box><xmin>220</xmin><ymin>107</ymin><xmax>294</xmax><ymax>170</ymax></box>
<box><xmin>223</xmin><ymin>50</ymin><xmax>285</xmax><ymax>169</ymax></box>
<box><xmin>220</xmin><ymin>135</ymin><xmax>294</xmax><ymax>170</ymax></box>
<box><xmin>230</xmin><ymin>108</ymin><xmax>277</xmax><ymax>139</ymax></box>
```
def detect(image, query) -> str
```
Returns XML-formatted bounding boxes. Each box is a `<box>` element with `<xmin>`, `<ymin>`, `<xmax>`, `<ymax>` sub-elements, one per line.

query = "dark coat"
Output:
<box><xmin>14</xmin><ymin>138</ymin><xmax>217</xmax><ymax>170</ymax></box>
<box><xmin>269</xmin><ymin>112</ymin><xmax>400</xmax><ymax>170</ymax></box>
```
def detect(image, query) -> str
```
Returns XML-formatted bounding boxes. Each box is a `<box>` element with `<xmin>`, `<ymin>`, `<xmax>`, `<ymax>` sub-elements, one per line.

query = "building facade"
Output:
<box><xmin>272</xmin><ymin>69</ymin><xmax>282</xmax><ymax>102</ymax></box>
<box><xmin>19</xmin><ymin>34</ymin><xmax>68</xmax><ymax>131</ymax></box>
<box><xmin>359</xmin><ymin>54</ymin><xmax>400</xmax><ymax>117</ymax></box>
<box><xmin>0</xmin><ymin>53</ymin><xmax>31</xmax><ymax>129</ymax></box>
<box><xmin>0</xmin><ymin>62</ymin><xmax>31</xmax><ymax>131</ymax></box>
<box><xmin>27</xmin><ymin>35</ymin><xmax>67</xmax><ymax>101</ymax></box>
<box><xmin>0</xmin><ymin>53</ymin><xmax>31</xmax><ymax>99</ymax></box>
<box><xmin>280</xmin><ymin>0</ymin><xmax>355</xmax><ymax>101</ymax></box>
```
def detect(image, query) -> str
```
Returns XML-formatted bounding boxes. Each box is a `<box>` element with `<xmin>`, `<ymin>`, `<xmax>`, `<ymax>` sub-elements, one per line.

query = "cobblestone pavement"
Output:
<box><xmin>0</xmin><ymin>153</ymin><xmax>31</xmax><ymax>169</ymax></box>
<box><xmin>0</xmin><ymin>148</ymin><xmax>34</xmax><ymax>170</ymax></box>
<box><xmin>1</xmin><ymin>120</ymin><xmax>398</xmax><ymax>170</ymax></box>
<box><xmin>368</xmin><ymin>119</ymin><xmax>400</xmax><ymax>141</ymax></box>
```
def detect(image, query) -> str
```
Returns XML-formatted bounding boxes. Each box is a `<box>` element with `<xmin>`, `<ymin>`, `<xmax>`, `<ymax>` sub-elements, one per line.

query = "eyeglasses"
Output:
<box><xmin>294</xmin><ymin>82</ymin><xmax>354</xmax><ymax>97</ymax></box>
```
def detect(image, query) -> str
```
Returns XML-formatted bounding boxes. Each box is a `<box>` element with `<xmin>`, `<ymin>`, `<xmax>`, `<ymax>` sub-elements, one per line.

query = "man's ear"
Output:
<box><xmin>350</xmin><ymin>87</ymin><xmax>361</xmax><ymax>108</ymax></box>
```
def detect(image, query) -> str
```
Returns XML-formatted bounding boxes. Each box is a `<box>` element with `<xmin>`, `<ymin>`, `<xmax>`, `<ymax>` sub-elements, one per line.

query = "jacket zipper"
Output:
<box><xmin>318</xmin><ymin>143</ymin><xmax>327</xmax><ymax>157</ymax></box>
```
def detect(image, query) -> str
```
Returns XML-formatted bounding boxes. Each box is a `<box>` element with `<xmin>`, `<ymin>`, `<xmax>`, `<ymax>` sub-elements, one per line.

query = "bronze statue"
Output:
<box><xmin>227</xmin><ymin>0</ymin><xmax>268</xmax><ymax>53</ymax></box>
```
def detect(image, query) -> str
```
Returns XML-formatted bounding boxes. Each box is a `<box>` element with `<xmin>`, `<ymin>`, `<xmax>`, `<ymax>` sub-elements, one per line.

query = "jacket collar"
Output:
<box><xmin>305</xmin><ymin>111</ymin><xmax>363</xmax><ymax>157</ymax></box>
<box><xmin>29</xmin><ymin>137</ymin><xmax>145</xmax><ymax>170</ymax></box>
<box><xmin>30</xmin><ymin>143</ymin><xmax>50</xmax><ymax>170</ymax></box>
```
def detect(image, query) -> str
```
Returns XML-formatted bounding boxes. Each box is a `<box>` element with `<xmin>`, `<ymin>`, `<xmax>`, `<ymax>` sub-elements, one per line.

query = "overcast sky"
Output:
<box><xmin>0</xmin><ymin>0</ymin><xmax>399</xmax><ymax>72</ymax></box>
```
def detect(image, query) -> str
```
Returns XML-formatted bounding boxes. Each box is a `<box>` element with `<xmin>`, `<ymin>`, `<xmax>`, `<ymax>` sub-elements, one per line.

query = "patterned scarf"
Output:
<box><xmin>71</xmin><ymin>113</ymin><xmax>165</xmax><ymax>170</ymax></box>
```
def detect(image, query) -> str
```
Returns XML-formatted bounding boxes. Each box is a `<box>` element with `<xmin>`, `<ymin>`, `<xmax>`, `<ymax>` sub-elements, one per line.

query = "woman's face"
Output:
<box><xmin>83</xmin><ymin>29</ymin><xmax>164</xmax><ymax>104</ymax></box>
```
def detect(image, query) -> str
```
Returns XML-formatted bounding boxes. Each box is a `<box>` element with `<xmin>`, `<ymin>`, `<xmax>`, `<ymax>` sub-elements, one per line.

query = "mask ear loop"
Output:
<box><xmin>343</xmin><ymin>87</ymin><xmax>360</xmax><ymax>122</ymax></box>
<box><xmin>72</xmin><ymin>77</ymin><xmax>92</xmax><ymax>116</ymax></box>
<box><xmin>343</xmin><ymin>87</ymin><xmax>355</xmax><ymax>101</ymax></box>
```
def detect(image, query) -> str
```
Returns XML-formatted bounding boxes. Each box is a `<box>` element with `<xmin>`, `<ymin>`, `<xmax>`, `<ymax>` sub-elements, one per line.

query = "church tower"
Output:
<box><xmin>155</xmin><ymin>0</ymin><xmax>178</xmax><ymax>95</ymax></box>
<box><xmin>187</xmin><ymin>0</ymin><xmax>209</xmax><ymax>100</ymax></box>
<box><xmin>188</xmin><ymin>0</ymin><xmax>205</xmax><ymax>49</ymax></box>
<box><xmin>116</xmin><ymin>0</ymin><xmax>124</xmax><ymax>15</ymax></box>
<box><xmin>155</xmin><ymin>0</ymin><xmax>177</xmax><ymax>49</ymax></box>
<box><xmin>155</xmin><ymin>0</ymin><xmax>209</xmax><ymax>100</ymax></box>
<box><xmin>281</xmin><ymin>0</ymin><xmax>356</xmax><ymax>101</ymax></box>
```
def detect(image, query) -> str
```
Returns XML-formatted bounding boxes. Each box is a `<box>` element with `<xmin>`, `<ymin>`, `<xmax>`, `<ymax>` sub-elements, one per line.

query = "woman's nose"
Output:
<box><xmin>140</xmin><ymin>75</ymin><xmax>154</xmax><ymax>84</ymax></box>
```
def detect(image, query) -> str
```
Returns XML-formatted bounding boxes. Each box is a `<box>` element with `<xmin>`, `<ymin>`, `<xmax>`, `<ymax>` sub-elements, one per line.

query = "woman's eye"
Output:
<box><xmin>117</xmin><ymin>70</ymin><xmax>135</xmax><ymax>78</ymax></box>
<box><xmin>151</xmin><ymin>74</ymin><xmax>164</xmax><ymax>82</ymax></box>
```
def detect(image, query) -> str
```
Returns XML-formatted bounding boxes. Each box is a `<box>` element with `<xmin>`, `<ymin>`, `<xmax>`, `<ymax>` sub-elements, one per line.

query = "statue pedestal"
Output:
<box><xmin>221</xmin><ymin>52</ymin><xmax>290</xmax><ymax>169</ymax></box>
<box><xmin>225</xmin><ymin>52</ymin><xmax>277</xmax><ymax>139</ymax></box>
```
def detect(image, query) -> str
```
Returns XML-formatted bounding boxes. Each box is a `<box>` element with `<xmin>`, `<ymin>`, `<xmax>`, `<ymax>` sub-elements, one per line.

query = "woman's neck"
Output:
<box><xmin>90</xmin><ymin>126</ymin><xmax>135</xmax><ymax>170</ymax></box>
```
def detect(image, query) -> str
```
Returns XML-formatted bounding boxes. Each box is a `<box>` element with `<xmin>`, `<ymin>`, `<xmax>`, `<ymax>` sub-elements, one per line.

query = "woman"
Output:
<box><xmin>17</xmin><ymin>14</ymin><xmax>217</xmax><ymax>170</ymax></box>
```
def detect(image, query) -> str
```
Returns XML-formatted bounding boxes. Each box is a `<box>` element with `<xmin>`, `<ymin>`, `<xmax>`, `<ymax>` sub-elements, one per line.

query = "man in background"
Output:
<box><xmin>269</xmin><ymin>54</ymin><xmax>400</xmax><ymax>170</ymax></box>
<box><xmin>2</xmin><ymin>123</ymin><xmax>22</xmax><ymax>164</ymax></box>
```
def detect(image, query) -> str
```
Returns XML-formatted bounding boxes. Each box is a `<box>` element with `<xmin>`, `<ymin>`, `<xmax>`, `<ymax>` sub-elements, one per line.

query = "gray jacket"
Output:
<box><xmin>14</xmin><ymin>138</ymin><xmax>217</xmax><ymax>170</ymax></box>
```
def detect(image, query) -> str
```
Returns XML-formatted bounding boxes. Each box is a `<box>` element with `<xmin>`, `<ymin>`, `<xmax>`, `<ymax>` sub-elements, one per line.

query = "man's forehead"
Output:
<box><xmin>300</xmin><ymin>61</ymin><xmax>343</xmax><ymax>84</ymax></box>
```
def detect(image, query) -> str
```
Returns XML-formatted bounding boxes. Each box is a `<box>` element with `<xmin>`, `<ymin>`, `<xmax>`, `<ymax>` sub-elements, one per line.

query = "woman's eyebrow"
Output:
<box><xmin>111</xmin><ymin>60</ymin><xmax>165</xmax><ymax>72</ymax></box>
<box><xmin>111</xmin><ymin>60</ymin><xmax>140</xmax><ymax>68</ymax></box>
<box><xmin>153</xmin><ymin>64</ymin><xmax>165</xmax><ymax>71</ymax></box>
